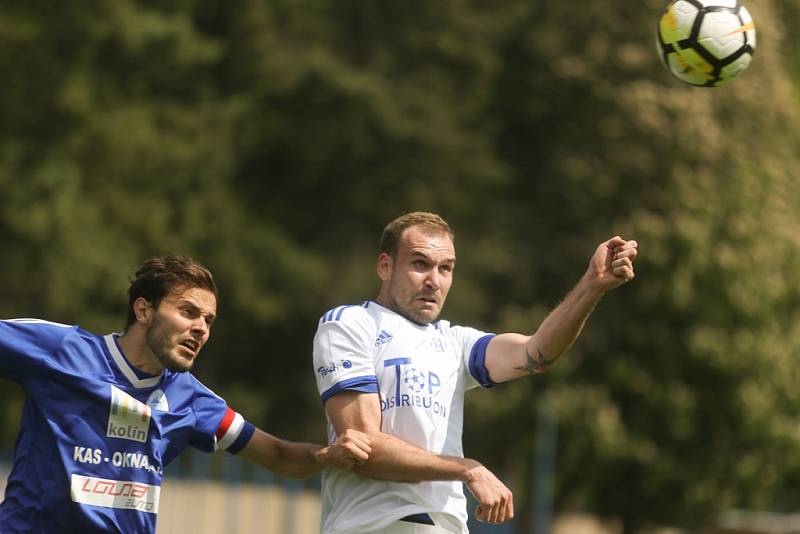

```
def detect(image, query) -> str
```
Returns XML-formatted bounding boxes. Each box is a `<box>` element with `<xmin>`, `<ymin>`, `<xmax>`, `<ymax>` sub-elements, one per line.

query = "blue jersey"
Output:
<box><xmin>0</xmin><ymin>319</ymin><xmax>255</xmax><ymax>533</ymax></box>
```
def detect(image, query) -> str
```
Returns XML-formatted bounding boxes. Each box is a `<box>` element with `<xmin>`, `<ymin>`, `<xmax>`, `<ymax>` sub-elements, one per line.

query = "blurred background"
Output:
<box><xmin>2</xmin><ymin>0</ymin><xmax>800</xmax><ymax>532</ymax></box>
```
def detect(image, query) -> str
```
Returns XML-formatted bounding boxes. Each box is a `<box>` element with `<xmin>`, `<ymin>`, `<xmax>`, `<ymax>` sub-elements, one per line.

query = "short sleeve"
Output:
<box><xmin>450</xmin><ymin>325</ymin><xmax>496</xmax><ymax>391</ymax></box>
<box><xmin>190</xmin><ymin>377</ymin><xmax>255</xmax><ymax>455</ymax></box>
<box><xmin>313</xmin><ymin>305</ymin><xmax>379</xmax><ymax>403</ymax></box>
<box><xmin>0</xmin><ymin>319</ymin><xmax>73</xmax><ymax>382</ymax></box>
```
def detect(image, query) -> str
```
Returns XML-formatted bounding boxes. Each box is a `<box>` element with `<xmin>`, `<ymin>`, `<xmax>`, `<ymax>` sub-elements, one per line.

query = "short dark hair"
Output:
<box><xmin>380</xmin><ymin>212</ymin><xmax>454</xmax><ymax>258</ymax></box>
<box><xmin>126</xmin><ymin>255</ymin><xmax>217</xmax><ymax>326</ymax></box>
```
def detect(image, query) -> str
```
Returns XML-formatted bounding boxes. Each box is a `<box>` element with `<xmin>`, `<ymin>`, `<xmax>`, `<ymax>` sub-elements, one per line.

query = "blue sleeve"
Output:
<box><xmin>468</xmin><ymin>333</ymin><xmax>497</xmax><ymax>388</ymax></box>
<box><xmin>0</xmin><ymin>319</ymin><xmax>73</xmax><ymax>382</ymax></box>
<box><xmin>189</xmin><ymin>376</ymin><xmax>255</xmax><ymax>455</ymax></box>
<box><xmin>188</xmin><ymin>376</ymin><xmax>228</xmax><ymax>452</ymax></box>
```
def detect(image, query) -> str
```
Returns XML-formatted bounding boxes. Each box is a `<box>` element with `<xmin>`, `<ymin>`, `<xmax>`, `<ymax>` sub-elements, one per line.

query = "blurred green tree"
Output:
<box><xmin>1</xmin><ymin>1</ymin><xmax>800</xmax><ymax>533</ymax></box>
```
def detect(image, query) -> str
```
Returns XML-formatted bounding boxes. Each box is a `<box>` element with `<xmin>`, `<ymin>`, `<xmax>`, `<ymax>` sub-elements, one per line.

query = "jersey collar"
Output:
<box><xmin>103</xmin><ymin>334</ymin><xmax>163</xmax><ymax>389</ymax></box>
<box><xmin>368</xmin><ymin>300</ymin><xmax>438</xmax><ymax>330</ymax></box>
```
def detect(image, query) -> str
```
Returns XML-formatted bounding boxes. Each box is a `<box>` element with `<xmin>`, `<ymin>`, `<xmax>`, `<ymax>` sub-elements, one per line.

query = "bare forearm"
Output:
<box><xmin>486</xmin><ymin>237</ymin><xmax>637</xmax><ymax>383</ymax></box>
<box><xmin>487</xmin><ymin>275</ymin><xmax>606</xmax><ymax>382</ymax></box>
<box><xmin>271</xmin><ymin>441</ymin><xmax>326</xmax><ymax>479</ymax></box>
<box><xmin>523</xmin><ymin>273</ymin><xmax>605</xmax><ymax>370</ymax></box>
<box><xmin>239</xmin><ymin>430</ymin><xmax>325</xmax><ymax>479</ymax></box>
<box><xmin>351</xmin><ymin>431</ymin><xmax>513</xmax><ymax>524</ymax></box>
<box><xmin>353</xmin><ymin>432</ymin><xmax>473</xmax><ymax>482</ymax></box>
<box><xmin>325</xmin><ymin>391</ymin><xmax>475</xmax><ymax>482</ymax></box>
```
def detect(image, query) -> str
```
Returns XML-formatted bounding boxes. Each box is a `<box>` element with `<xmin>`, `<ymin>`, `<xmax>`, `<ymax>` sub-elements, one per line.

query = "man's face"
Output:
<box><xmin>378</xmin><ymin>226</ymin><xmax>456</xmax><ymax>324</ymax></box>
<box><xmin>144</xmin><ymin>286</ymin><xmax>216</xmax><ymax>373</ymax></box>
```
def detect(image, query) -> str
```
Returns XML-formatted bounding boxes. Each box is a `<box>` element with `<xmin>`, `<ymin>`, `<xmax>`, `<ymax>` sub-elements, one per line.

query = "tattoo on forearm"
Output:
<box><xmin>514</xmin><ymin>348</ymin><xmax>558</xmax><ymax>375</ymax></box>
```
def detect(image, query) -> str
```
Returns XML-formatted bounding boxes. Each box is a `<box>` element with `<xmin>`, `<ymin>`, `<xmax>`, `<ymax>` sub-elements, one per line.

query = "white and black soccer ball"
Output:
<box><xmin>656</xmin><ymin>0</ymin><xmax>756</xmax><ymax>87</ymax></box>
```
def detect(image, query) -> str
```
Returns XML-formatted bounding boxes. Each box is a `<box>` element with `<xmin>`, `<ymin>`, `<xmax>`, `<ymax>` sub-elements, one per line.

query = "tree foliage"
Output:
<box><xmin>1</xmin><ymin>1</ymin><xmax>799</xmax><ymax>531</ymax></box>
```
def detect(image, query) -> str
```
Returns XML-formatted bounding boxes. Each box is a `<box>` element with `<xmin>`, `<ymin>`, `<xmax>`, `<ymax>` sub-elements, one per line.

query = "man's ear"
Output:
<box><xmin>377</xmin><ymin>252</ymin><xmax>393</xmax><ymax>282</ymax></box>
<box><xmin>132</xmin><ymin>297</ymin><xmax>154</xmax><ymax>324</ymax></box>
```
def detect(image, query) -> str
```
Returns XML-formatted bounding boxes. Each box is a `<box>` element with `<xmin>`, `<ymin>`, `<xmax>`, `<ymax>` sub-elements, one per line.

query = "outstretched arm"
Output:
<box><xmin>486</xmin><ymin>236</ymin><xmax>638</xmax><ymax>383</ymax></box>
<box><xmin>326</xmin><ymin>390</ymin><xmax>514</xmax><ymax>523</ymax></box>
<box><xmin>238</xmin><ymin>427</ymin><xmax>371</xmax><ymax>479</ymax></box>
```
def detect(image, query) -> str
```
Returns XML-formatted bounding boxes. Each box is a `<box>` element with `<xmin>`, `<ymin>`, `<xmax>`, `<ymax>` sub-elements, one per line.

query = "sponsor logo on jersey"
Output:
<box><xmin>317</xmin><ymin>360</ymin><xmax>352</xmax><ymax>377</ymax></box>
<box><xmin>146</xmin><ymin>389</ymin><xmax>169</xmax><ymax>411</ymax></box>
<box><xmin>72</xmin><ymin>446</ymin><xmax>162</xmax><ymax>474</ymax></box>
<box><xmin>317</xmin><ymin>364</ymin><xmax>337</xmax><ymax>377</ymax></box>
<box><xmin>381</xmin><ymin>358</ymin><xmax>447</xmax><ymax>418</ymax></box>
<box><xmin>108</xmin><ymin>386</ymin><xmax>151</xmax><ymax>443</ymax></box>
<box><xmin>73</xmin><ymin>446</ymin><xmax>103</xmax><ymax>465</ymax></box>
<box><xmin>70</xmin><ymin>474</ymin><xmax>160</xmax><ymax>513</ymax></box>
<box><xmin>374</xmin><ymin>330</ymin><xmax>394</xmax><ymax>347</ymax></box>
<box><xmin>403</xmin><ymin>368</ymin><xmax>427</xmax><ymax>392</ymax></box>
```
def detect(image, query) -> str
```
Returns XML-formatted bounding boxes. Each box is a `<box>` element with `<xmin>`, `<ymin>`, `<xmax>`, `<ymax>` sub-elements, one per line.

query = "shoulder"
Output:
<box><xmin>433</xmin><ymin>319</ymin><xmax>475</xmax><ymax>337</ymax></box>
<box><xmin>1</xmin><ymin>318</ymin><xmax>74</xmax><ymax>330</ymax></box>
<box><xmin>175</xmin><ymin>371</ymin><xmax>221</xmax><ymax>399</ymax></box>
<box><xmin>0</xmin><ymin>320</ymin><xmax>100</xmax><ymax>375</ymax></box>
<box><xmin>435</xmin><ymin>319</ymin><xmax>494</xmax><ymax>348</ymax></box>
<box><xmin>0</xmin><ymin>318</ymin><xmax>77</xmax><ymax>344</ymax></box>
<box><xmin>316</xmin><ymin>302</ymin><xmax>379</xmax><ymax>336</ymax></box>
<box><xmin>318</xmin><ymin>301</ymin><xmax>374</xmax><ymax>326</ymax></box>
<box><xmin>313</xmin><ymin>302</ymin><xmax>381</xmax><ymax>355</ymax></box>
<box><xmin>166</xmin><ymin>372</ymin><xmax>227</xmax><ymax>413</ymax></box>
<box><xmin>435</xmin><ymin>319</ymin><xmax>486</xmax><ymax>335</ymax></box>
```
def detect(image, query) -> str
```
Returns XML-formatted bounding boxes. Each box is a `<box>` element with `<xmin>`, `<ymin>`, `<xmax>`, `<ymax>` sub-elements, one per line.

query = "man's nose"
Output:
<box><xmin>425</xmin><ymin>269</ymin><xmax>440</xmax><ymax>289</ymax></box>
<box><xmin>191</xmin><ymin>318</ymin><xmax>209</xmax><ymax>336</ymax></box>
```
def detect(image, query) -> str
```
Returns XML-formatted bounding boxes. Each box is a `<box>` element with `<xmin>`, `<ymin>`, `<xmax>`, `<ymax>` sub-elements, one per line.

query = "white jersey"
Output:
<box><xmin>313</xmin><ymin>301</ymin><xmax>495</xmax><ymax>534</ymax></box>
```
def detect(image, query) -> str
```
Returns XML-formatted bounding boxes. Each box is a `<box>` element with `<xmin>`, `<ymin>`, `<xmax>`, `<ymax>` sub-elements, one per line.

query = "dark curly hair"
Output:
<box><xmin>126</xmin><ymin>255</ymin><xmax>217</xmax><ymax>327</ymax></box>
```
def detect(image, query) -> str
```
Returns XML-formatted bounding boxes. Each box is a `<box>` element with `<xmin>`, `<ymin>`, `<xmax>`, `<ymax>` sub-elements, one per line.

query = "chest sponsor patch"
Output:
<box><xmin>381</xmin><ymin>358</ymin><xmax>447</xmax><ymax>418</ymax></box>
<box><xmin>70</xmin><ymin>474</ymin><xmax>160</xmax><ymax>514</ymax></box>
<box><xmin>108</xmin><ymin>385</ymin><xmax>151</xmax><ymax>443</ymax></box>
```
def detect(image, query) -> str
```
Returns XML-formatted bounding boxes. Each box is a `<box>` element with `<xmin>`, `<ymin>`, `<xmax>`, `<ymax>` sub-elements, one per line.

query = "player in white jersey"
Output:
<box><xmin>313</xmin><ymin>212</ymin><xmax>638</xmax><ymax>533</ymax></box>
<box><xmin>0</xmin><ymin>255</ymin><xmax>371</xmax><ymax>533</ymax></box>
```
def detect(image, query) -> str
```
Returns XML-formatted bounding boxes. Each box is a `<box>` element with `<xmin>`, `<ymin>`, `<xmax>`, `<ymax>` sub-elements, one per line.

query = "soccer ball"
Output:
<box><xmin>656</xmin><ymin>0</ymin><xmax>756</xmax><ymax>87</ymax></box>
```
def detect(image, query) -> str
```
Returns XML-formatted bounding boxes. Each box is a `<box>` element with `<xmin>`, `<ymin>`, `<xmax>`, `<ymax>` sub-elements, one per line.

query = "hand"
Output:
<box><xmin>318</xmin><ymin>429</ymin><xmax>372</xmax><ymax>469</ymax></box>
<box><xmin>463</xmin><ymin>460</ymin><xmax>514</xmax><ymax>524</ymax></box>
<box><xmin>586</xmin><ymin>236</ymin><xmax>638</xmax><ymax>291</ymax></box>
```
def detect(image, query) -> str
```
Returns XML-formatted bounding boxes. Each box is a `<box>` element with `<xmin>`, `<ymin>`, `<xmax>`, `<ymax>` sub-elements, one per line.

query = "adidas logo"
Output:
<box><xmin>374</xmin><ymin>330</ymin><xmax>394</xmax><ymax>347</ymax></box>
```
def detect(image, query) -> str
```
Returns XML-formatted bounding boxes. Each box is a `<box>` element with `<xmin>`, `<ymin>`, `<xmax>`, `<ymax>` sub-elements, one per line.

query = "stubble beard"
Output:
<box><xmin>388</xmin><ymin>289</ymin><xmax>442</xmax><ymax>325</ymax></box>
<box><xmin>145</xmin><ymin>319</ymin><xmax>194</xmax><ymax>373</ymax></box>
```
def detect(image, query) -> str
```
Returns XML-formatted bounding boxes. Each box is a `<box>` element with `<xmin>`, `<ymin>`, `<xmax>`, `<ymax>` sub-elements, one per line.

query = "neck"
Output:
<box><xmin>374</xmin><ymin>293</ymin><xmax>432</xmax><ymax>326</ymax></box>
<box><xmin>117</xmin><ymin>328</ymin><xmax>164</xmax><ymax>376</ymax></box>
<box><xmin>375</xmin><ymin>291</ymin><xmax>393</xmax><ymax>312</ymax></box>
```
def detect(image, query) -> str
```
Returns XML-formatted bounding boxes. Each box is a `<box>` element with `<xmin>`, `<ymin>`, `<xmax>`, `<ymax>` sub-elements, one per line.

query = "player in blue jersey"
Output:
<box><xmin>0</xmin><ymin>254</ymin><xmax>371</xmax><ymax>534</ymax></box>
<box><xmin>313</xmin><ymin>212</ymin><xmax>638</xmax><ymax>533</ymax></box>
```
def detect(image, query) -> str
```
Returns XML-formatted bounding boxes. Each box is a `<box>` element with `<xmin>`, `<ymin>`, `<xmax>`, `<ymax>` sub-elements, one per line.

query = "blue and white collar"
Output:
<box><xmin>103</xmin><ymin>334</ymin><xmax>163</xmax><ymax>389</ymax></box>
